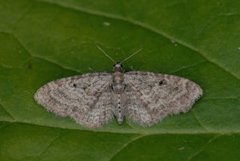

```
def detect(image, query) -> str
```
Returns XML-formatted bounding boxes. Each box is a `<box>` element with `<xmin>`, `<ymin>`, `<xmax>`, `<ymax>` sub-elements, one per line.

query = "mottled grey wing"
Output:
<box><xmin>124</xmin><ymin>71</ymin><xmax>202</xmax><ymax>127</ymax></box>
<box><xmin>34</xmin><ymin>73</ymin><xmax>113</xmax><ymax>128</ymax></box>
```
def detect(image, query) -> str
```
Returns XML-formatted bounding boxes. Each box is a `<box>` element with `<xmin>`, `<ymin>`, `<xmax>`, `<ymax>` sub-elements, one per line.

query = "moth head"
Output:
<box><xmin>113</xmin><ymin>63</ymin><xmax>123</xmax><ymax>72</ymax></box>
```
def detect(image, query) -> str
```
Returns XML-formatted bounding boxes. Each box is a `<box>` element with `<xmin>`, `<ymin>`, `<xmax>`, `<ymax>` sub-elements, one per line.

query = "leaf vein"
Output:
<box><xmin>191</xmin><ymin>110</ymin><xmax>209</xmax><ymax>131</ymax></box>
<box><xmin>0</xmin><ymin>102</ymin><xmax>15</xmax><ymax>121</ymax></box>
<box><xmin>37</xmin><ymin>132</ymin><xmax>64</xmax><ymax>160</ymax></box>
<box><xmin>187</xmin><ymin>135</ymin><xmax>220</xmax><ymax>161</ymax></box>
<box><xmin>108</xmin><ymin>135</ymin><xmax>146</xmax><ymax>161</ymax></box>
<box><xmin>6</xmin><ymin>32</ymin><xmax>82</xmax><ymax>74</ymax></box>
<box><xmin>170</xmin><ymin>61</ymin><xmax>207</xmax><ymax>74</ymax></box>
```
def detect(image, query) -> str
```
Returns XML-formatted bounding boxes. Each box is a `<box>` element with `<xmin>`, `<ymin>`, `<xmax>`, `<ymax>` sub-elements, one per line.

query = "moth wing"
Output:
<box><xmin>34</xmin><ymin>73</ymin><xmax>114</xmax><ymax>128</ymax></box>
<box><xmin>124</xmin><ymin>71</ymin><xmax>202</xmax><ymax>126</ymax></box>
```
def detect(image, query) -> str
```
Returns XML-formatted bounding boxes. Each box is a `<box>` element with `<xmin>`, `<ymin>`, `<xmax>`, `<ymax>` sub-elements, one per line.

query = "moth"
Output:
<box><xmin>34</xmin><ymin>47</ymin><xmax>202</xmax><ymax>128</ymax></box>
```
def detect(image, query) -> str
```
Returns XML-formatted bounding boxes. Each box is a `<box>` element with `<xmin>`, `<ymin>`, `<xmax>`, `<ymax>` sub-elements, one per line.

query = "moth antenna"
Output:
<box><xmin>120</xmin><ymin>48</ymin><xmax>142</xmax><ymax>64</ymax></box>
<box><xmin>96</xmin><ymin>45</ymin><xmax>116</xmax><ymax>63</ymax></box>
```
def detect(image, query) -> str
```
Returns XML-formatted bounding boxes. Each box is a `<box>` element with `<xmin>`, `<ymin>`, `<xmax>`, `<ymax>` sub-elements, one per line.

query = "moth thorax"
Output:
<box><xmin>112</xmin><ymin>72</ymin><xmax>124</xmax><ymax>94</ymax></box>
<box><xmin>113</xmin><ymin>71</ymin><xmax>123</xmax><ymax>82</ymax></box>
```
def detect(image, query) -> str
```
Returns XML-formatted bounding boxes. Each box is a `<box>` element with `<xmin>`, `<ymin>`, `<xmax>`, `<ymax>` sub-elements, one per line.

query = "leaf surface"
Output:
<box><xmin>0</xmin><ymin>0</ymin><xmax>240</xmax><ymax>160</ymax></box>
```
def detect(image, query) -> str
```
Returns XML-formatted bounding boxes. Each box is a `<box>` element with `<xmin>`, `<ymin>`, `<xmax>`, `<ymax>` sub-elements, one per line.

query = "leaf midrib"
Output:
<box><xmin>1</xmin><ymin>119</ymin><xmax>240</xmax><ymax>135</ymax></box>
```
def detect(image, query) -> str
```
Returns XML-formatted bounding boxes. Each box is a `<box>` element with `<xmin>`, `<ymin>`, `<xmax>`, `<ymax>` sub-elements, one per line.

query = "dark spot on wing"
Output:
<box><xmin>159</xmin><ymin>79</ymin><xmax>167</xmax><ymax>86</ymax></box>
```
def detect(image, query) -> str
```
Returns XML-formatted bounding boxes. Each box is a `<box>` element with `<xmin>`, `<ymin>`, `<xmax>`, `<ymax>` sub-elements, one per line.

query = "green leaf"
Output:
<box><xmin>0</xmin><ymin>0</ymin><xmax>239</xmax><ymax>161</ymax></box>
